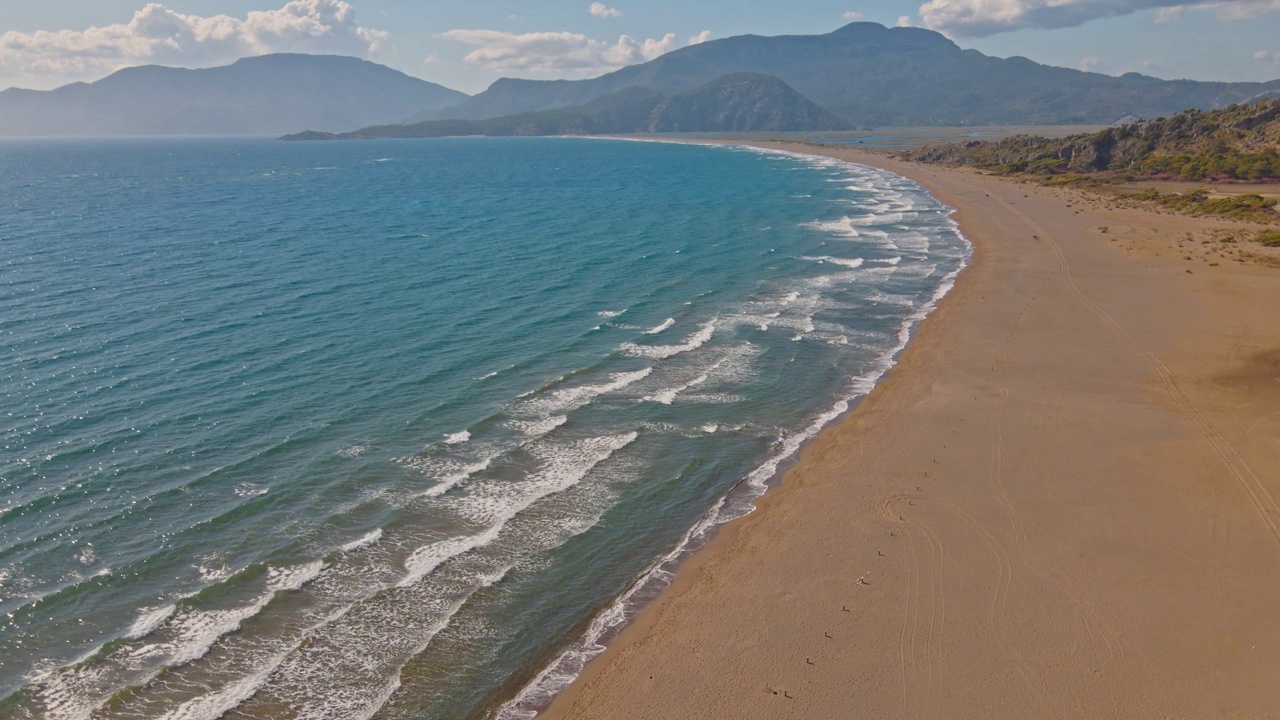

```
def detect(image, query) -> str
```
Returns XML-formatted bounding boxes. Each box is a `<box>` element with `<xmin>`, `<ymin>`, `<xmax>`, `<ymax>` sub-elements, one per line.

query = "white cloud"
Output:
<box><xmin>589</xmin><ymin>3</ymin><xmax>623</xmax><ymax>18</ymax></box>
<box><xmin>1257</xmin><ymin>49</ymin><xmax>1280</xmax><ymax>62</ymax></box>
<box><xmin>0</xmin><ymin>0</ymin><xmax>388</xmax><ymax>80</ymax></box>
<box><xmin>843</xmin><ymin>11</ymin><xmax>866</xmax><ymax>20</ymax></box>
<box><xmin>1078</xmin><ymin>56</ymin><xmax>1100</xmax><ymax>71</ymax></box>
<box><xmin>1200</xmin><ymin>0</ymin><xmax>1280</xmax><ymax>19</ymax></box>
<box><xmin>897</xmin><ymin>15</ymin><xmax>916</xmax><ymax>25</ymax></box>
<box><xmin>441</xmin><ymin>29</ymin><xmax>711</xmax><ymax>76</ymax></box>
<box><xmin>917</xmin><ymin>0</ymin><xmax>1280</xmax><ymax>37</ymax></box>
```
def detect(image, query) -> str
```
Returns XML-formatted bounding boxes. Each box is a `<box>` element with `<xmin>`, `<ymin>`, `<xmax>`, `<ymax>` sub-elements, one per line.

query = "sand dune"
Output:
<box><xmin>539</xmin><ymin>142</ymin><xmax>1280</xmax><ymax>719</ymax></box>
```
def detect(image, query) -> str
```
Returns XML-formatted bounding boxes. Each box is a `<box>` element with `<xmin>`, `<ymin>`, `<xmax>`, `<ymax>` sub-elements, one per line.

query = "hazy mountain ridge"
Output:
<box><xmin>425</xmin><ymin>23</ymin><xmax>1280</xmax><ymax>127</ymax></box>
<box><xmin>900</xmin><ymin>98</ymin><xmax>1280</xmax><ymax>180</ymax></box>
<box><xmin>283</xmin><ymin>73</ymin><xmax>849</xmax><ymax>140</ymax></box>
<box><xmin>0</xmin><ymin>54</ymin><xmax>468</xmax><ymax>137</ymax></box>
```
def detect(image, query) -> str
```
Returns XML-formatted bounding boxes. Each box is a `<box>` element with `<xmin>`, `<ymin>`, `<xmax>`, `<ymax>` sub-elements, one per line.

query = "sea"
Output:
<box><xmin>0</xmin><ymin>136</ymin><xmax>969</xmax><ymax>720</ymax></box>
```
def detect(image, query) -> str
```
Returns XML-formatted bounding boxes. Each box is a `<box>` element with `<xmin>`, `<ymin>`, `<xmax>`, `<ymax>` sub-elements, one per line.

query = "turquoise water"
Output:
<box><xmin>0</xmin><ymin>137</ymin><xmax>968</xmax><ymax>719</ymax></box>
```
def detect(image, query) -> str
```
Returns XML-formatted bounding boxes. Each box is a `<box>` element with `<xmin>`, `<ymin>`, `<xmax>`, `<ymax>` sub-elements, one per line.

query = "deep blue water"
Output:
<box><xmin>0</xmin><ymin>136</ymin><xmax>967</xmax><ymax>720</ymax></box>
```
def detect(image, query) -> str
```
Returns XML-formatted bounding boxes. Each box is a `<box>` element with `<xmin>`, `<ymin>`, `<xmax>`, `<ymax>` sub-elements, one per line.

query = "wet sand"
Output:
<box><xmin>538</xmin><ymin>141</ymin><xmax>1280</xmax><ymax>719</ymax></box>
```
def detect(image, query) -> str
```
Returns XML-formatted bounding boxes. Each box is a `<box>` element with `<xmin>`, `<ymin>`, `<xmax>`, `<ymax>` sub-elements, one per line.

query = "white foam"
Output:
<box><xmin>644</xmin><ymin>318</ymin><xmax>675</xmax><ymax>334</ymax></box>
<box><xmin>118</xmin><ymin>562</ymin><xmax>324</xmax><ymax>672</ymax></box>
<box><xmin>454</xmin><ymin>434</ymin><xmax>636</xmax><ymax>525</ymax></box>
<box><xmin>518</xmin><ymin>368</ymin><xmax>651</xmax><ymax>415</ymax></box>
<box><xmin>802</xmin><ymin>255</ymin><xmax>865</xmax><ymax>269</ymax></box>
<box><xmin>339</xmin><ymin>528</ymin><xmax>383</xmax><ymax>553</ymax></box>
<box><xmin>157</xmin><ymin>659</ymin><xmax>283</xmax><ymax>720</ymax></box>
<box><xmin>125</xmin><ymin>604</ymin><xmax>177</xmax><ymax>640</ymax></box>
<box><xmin>444</xmin><ymin>430</ymin><xmax>471</xmax><ymax>445</ymax></box>
<box><xmin>233</xmin><ymin>482</ymin><xmax>268</xmax><ymax>498</ymax></box>
<box><xmin>596</xmin><ymin>309</ymin><xmax>624</xmax><ymax>318</ymax></box>
<box><xmin>336</xmin><ymin>445</ymin><xmax>370</xmax><ymax>459</ymax></box>
<box><xmin>398</xmin><ymin>532</ymin><xmax>499</xmax><ymax>588</ymax></box>
<box><xmin>414</xmin><ymin>456</ymin><xmax>495</xmax><ymax>499</ymax></box>
<box><xmin>196</xmin><ymin>562</ymin><xmax>232</xmax><ymax>584</ymax></box>
<box><xmin>401</xmin><ymin>433</ymin><xmax>635</xmax><ymax>588</ymax></box>
<box><xmin>803</xmin><ymin>217</ymin><xmax>860</xmax><ymax>238</ymax></box>
<box><xmin>507</xmin><ymin>415</ymin><xmax>568</xmax><ymax>437</ymax></box>
<box><xmin>620</xmin><ymin>321</ymin><xmax>715</xmax><ymax>360</ymax></box>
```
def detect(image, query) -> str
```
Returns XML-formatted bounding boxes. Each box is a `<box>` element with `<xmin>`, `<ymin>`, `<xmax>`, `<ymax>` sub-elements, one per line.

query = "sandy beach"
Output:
<box><xmin>539</xmin><ymin>142</ymin><xmax>1280</xmax><ymax>719</ymax></box>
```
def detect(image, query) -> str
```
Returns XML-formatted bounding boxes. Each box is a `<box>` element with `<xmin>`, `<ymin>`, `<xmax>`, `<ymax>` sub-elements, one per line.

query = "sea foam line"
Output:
<box><xmin>620</xmin><ymin>321</ymin><xmax>715</xmax><ymax>360</ymax></box>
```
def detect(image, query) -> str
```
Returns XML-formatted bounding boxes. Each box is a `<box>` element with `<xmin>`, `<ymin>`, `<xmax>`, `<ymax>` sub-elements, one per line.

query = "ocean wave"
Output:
<box><xmin>398</xmin><ymin>531</ymin><xmax>501</xmax><ymax>589</ymax></box>
<box><xmin>516</xmin><ymin>368</ymin><xmax>651</xmax><ymax>415</ymax></box>
<box><xmin>407</xmin><ymin>455</ymin><xmax>496</xmax><ymax>499</ymax></box>
<box><xmin>444</xmin><ymin>430</ymin><xmax>471</xmax><ymax>445</ymax></box>
<box><xmin>620</xmin><ymin>321</ymin><xmax>715</xmax><ymax>360</ymax></box>
<box><xmin>802</xmin><ymin>255</ymin><xmax>865</xmax><ymax>269</ymax></box>
<box><xmin>339</xmin><ymin>528</ymin><xmax>383</xmax><ymax>553</ymax></box>
<box><xmin>506</xmin><ymin>414</ymin><xmax>568</xmax><ymax>437</ymax></box>
<box><xmin>643</xmin><ymin>318</ymin><xmax>675</xmax><ymax>335</ymax></box>
<box><xmin>336</xmin><ymin>444</ymin><xmax>371</xmax><ymax>459</ymax></box>
<box><xmin>26</xmin><ymin>561</ymin><xmax>326</xmax><ymax>720</ymax></box>
<box><xmin>233</xmin><ymin>482</ymin><xmax>268</xmax><ymax>498</ymax></box>
<box><xmin>803</xmin><ymin>217</ymin><xmax>860</xmax><ymax>238</ymax></box>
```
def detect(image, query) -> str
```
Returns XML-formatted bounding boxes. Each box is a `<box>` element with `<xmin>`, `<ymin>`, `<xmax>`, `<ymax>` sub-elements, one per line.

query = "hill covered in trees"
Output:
<box><xmin>283</xmin><ymin>74</ymin><xmax>848</xmax><ymax>140</ymax></box>
<box><xmin>900</xmin><ymin>99</ymin><xmax>1280</xmax><ymax>181</ymax></box>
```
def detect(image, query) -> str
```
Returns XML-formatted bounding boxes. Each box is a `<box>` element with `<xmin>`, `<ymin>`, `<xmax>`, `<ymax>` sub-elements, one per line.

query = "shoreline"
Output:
<box><xmin>530</xmin><ymin>140</ymin><xmax>1280</xmax><ymax>719</ymax></box>
<box><xmin>495</xmin><ymin>142</ymin><xmax>972</xmax><ymax>719</ymax></box>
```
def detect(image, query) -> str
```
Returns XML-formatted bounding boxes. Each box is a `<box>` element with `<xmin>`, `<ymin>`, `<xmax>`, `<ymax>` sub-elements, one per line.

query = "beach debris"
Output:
<box><xmin>858</xmin><ymin>575</ymin><xmax>870</xmax><ymax>585</ymax></box>
<box><xmin>825</xmin><ymin>631</ymin><xmax>834</xmax><ymax>639</ymax></box>
<box><xmin>878</xmin><ymin>550</ymin><xmax>885</xmax><ymax>556</ymax></box>
<box><xmin>806</xmin><ymin>657</ymin><xmax>815</xmax><ymax>665</ymax></box>
<box><xmin>842</xmin><ymin>605</ymin><xmax>851</xmax><ymax>612</ymax></box>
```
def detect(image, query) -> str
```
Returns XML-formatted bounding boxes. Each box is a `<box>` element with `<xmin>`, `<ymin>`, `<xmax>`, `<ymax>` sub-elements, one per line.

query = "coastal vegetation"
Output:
<box><xmin>900</xmin><ymin>99</ymin><xmax>1280</xmax><ymax>182</ymax></box>
<box><xmin>902</xmin><ymin>99</ymin><xmax>1280</xmax><ymax>228</ymax></box>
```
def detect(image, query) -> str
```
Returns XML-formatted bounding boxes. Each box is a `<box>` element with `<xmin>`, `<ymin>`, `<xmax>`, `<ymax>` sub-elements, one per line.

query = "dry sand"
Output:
<box><xmin>538</xmin><ymin>142</ymin><xmax>1280</xmax><ymax>719</ymax></box>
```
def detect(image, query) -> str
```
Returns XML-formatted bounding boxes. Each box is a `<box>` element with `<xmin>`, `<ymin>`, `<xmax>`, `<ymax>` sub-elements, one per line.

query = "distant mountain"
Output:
<box><xmin>419</xmin><ymin>22</ymin><xmax>1280</xmax><ymax>127</ymax></box>
<box><xmin>0</xmin><ymin>54</ymin><xmax>468</xmax><ymax>137</ymax></box>
<box><xmin>901</xmin><ymin>98</ymin><xmax>1280</xmax><ymax>181</ymax></box>
<box><xmin>284</xmin><ymin>73</ymin><xmax>848</xmax><ymax>140</ymax></box>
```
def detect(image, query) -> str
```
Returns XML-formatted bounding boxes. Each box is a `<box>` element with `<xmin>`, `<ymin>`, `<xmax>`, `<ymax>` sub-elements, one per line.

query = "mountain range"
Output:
<box><xmin>3</xmin><ymin>22</ymin><xmax>1280</xmax><ymax>138</ymax></box>
<box><xmin>0</xmin><ymin>54</ymin><xmax>466</xmax><ymax>137</ymax></box>
<box><xmin>282</xmin><ymin>73</ymin><xmax>849</xmax><ymax>140</ymax></box>
<box><xmin>426</xmin><ymin>23</ymin><xmax>1280</xmax><ymax>127</ymax></box>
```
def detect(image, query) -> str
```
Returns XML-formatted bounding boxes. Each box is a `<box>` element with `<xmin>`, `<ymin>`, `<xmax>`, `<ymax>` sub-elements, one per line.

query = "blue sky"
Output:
<box><xmin>1</xmin><ymin>0</ymin><xmax>1278</xmax><ymax>93</ymax></box>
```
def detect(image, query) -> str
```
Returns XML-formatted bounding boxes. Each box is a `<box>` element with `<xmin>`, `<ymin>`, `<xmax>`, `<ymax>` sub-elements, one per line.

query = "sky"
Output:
<box><xmin>1</xmin><ymin>0</ymin><xmax>1278</xmax><ymax>94</ymax></box>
